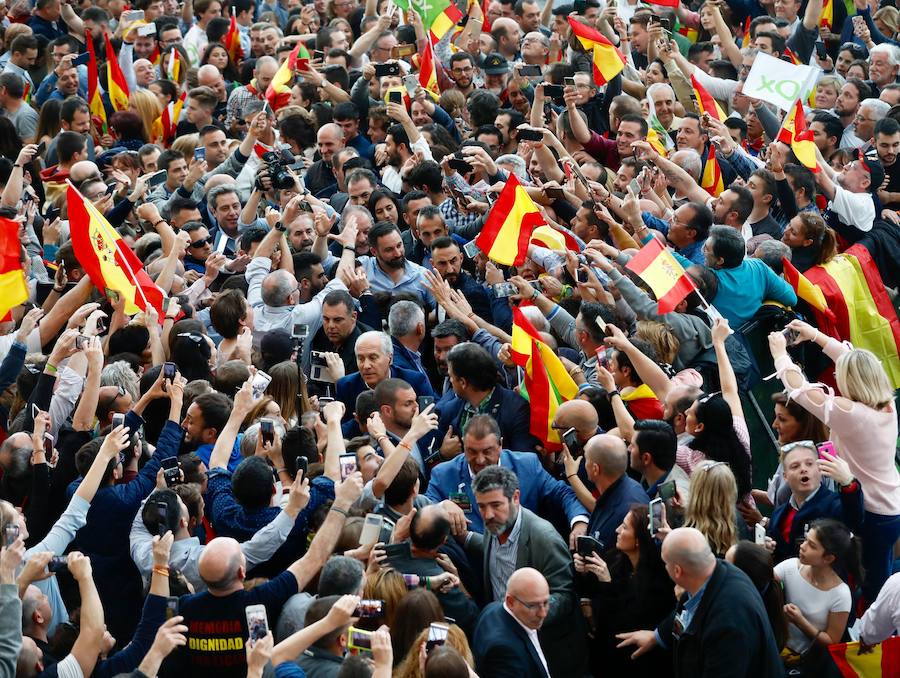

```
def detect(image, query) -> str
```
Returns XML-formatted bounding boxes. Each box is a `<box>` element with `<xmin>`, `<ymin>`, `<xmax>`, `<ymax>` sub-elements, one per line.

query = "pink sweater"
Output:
<box><xmin>775</xmin><ymin>340</ymin><xmax>900</xmax><ymax>516</ymax></box>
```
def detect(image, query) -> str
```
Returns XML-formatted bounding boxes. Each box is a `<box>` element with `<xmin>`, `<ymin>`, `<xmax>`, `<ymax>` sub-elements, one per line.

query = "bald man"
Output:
<box><xmin>171</xmin><ymin>475</ymin><xmax>363</xmax><ymax>678</ymax></box>
<box><xmin>472</xmin><ymin>567</ymin><xmax>552</xmax><ymax>678</ymax></box>
<box><xmin>618</xmin><ymin>527</ymin><xmax>784</xmax><ymax>677</ymax></box>
<box><xmin>305</xmin><ymin>123</ymin><xmax>345</xmax><ymax>198</ymax></box>
<box><xmin>580</xmin><ymin>434</ymin><xmax>648</xmax><ymax>550</ymax></box>
<box><xmin>225</xmin><ymin>56</ymin><xmax>279</xmax><ymax>134</ymax></box>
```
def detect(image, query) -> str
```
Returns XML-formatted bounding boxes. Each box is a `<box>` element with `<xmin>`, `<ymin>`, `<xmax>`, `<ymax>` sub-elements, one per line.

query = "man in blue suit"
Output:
<box><xmin>472</xmin><ymin>568</ymin><xmax>552</xmax><ymax>678</ymax></box>
<box><xmin>335</xmin><ymin>330</ymin><xmax>433</xmax><ymax>419</ymax></box>
<box><xmin>388</xmin><ymin>300</ymin><xmax>430</xmax><ymax>380</ymax></box>
<box><xmin>435</xmin><ymin>342</ymin><xmax>540</xmax><ymax>454</ymax></box>
<box><xmin>425</xmin><ymin>415</ymin><xmax>589</xmax><ymax>542</ymax></box>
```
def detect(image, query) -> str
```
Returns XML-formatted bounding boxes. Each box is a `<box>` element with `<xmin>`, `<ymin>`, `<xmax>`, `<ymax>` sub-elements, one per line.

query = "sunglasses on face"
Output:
<box><xmin>189</xmin><ymin>235</ymin><xmax>214</xmax><ymax>248</ymax></box>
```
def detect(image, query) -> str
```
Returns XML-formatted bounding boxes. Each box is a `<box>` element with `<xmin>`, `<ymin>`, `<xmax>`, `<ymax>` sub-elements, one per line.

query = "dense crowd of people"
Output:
<box><xmin>0</xmin><ymin>0</ymin><xmax>899</xmax><ymax>675</ymax></box>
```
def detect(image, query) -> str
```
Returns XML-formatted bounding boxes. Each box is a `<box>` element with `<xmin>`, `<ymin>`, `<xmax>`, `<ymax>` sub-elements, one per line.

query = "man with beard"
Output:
<box><xmin>430</xmin><ymin>238</ymin><xmax>492</xmax><ymax>322</ymax></box>
<box><xmin>447</xmin><ymin>53</ymin><xmax>477</xmax><ymax>97</ymax></box>
<box><xmin>463</xmin><ymin>461</ymin><xmax>586</xmax><ymax>677</ymax></box>
<box><xmin>372</xmin><ymin>378</ymin><xmax>436</xmax><ymax>474</ymax></box>
<box><xmin>482</xmin><ymin>53</ymin><xmax>511</xmax><ymax>98</ymax></box>
<box><xmin>874</xmin><ymin>118</ymin><xmax>900</xmax><ymax>210</ymax></box>
<box><xmin>287</xmin><ymin>214</ymin><xmax>315</xmax><ymax>253</ymax></box>
<box><xmin>207</xmin><ymin>184</ymin><xmax>243</xmax><ymax>256</ymax></box>
<box><xmin>358</xmin><ymin>222</ymin><xmax>434</xmax><ymax>309</ymax></box>
<box><xmin>809</xmin><ymin>111</ymin><xmax>842</xmax><ymax>158</ymax></box>
<box><xmin>835</xmin><ymin>78</ymin><xmax>872</xmax><ymax>149</ymax></box>
<box><xmin>430</xmin><ymin>320</ymin><xmax>469</xmax><ymax>396</ymax></box>
<box><xmin>305</xmin><ymin>123</ymin><xmax>345</xmax><ymax>197</ymax></box>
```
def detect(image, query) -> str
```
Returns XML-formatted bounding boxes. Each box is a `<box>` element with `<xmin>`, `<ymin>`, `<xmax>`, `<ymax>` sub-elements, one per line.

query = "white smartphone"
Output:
<box><xmin>649</xmin><ymin>497</ymin><xmax>664</xmax><ymax>535</ymax></box>
<box><xmin>755</xmin><ymin>522</ymin><xmax>766</xmax><ymax>545</ymax></box>
<box><xmin>245</xmin><ymin>604</ymin><xmax>268</xmax><ymax>643</ymax></box>
<box><xmin>137</xmin><ymin>22</ymin><xmax>157</xmax><ymax>36</ymax></box>
<box><xmin>359</xmin><ymin>513</ymin><xmax>384</xmax><ymax>545</ymax></box>
<box><xmin>214</xmin><ymin>233</ymin><xmax>228</xmax><ymax>254</ymax></box>
<box><xmin>251</xmin><ymin>371</ymin><xmax>272</xmax><ymax>399</ymax></box>
<box><xmin>403</xmin><ymin>74</ymin><xmax>419</xmax><ymax>96</ymax></box>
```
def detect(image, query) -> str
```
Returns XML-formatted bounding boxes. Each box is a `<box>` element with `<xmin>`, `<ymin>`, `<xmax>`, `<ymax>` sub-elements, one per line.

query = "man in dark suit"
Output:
<box><xmin>335</xmin><ymin>331</ymin><xmax>433</xmax><ymax>419</ymax></box>
<box><xmin>435</xmin><ymin>342</ymin><xmax>539</xmax><ymax>454</ymax></box>
<box><xmin>618</xmin><ymin>527</ymin><xmax>784</xmax><ymax>677</ymax></box>
<box><xmin>472</xmin><ymin>568</ymin><xmax>553</xmax><ymax>678</ymax></box>
<box><xmin>465</xmin><ymin>465</ymin><xmax>587</xmax><ymax>677</ymax></box>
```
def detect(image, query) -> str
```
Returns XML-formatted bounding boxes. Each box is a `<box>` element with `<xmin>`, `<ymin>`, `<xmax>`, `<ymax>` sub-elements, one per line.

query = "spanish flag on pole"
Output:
<box><xmin>567</xmin><ymin>16</ymin><xmax>625</xmax><ymax>86</ymax></box>
<box><xmin>104</xmin><ymin>33</ymin><xmax>130</xmax><ymax>112</ymax></box>
<box><xmin>625</xmin><ymin>238</ymin><xmax>696</xmax><ymax>313</ymax></box>
<box><xmin>690</xmin><ymin>74</ymin><xmax>726</xmax><ymax>121</ymax></box>
<box><xmin>0</xmin><ymin>218</ymin><xmax>28</xmax><ymax>319</ymax></box>
<box><xmin>777</xmin><ymin>98</ymin><xmax>819</xmax><ymax>173</ymax></box>
<box><xmin>701</xmin><ymin>144</ymin><xmax>725</xmax><ymax>197</ymax></box>
<box><xmin>829</xmin><ymin>637</ymin><xmax>900</xmax><ymax>677</ymax></box>
<box><xmin>85</xmin><ymin>34</ymin><xmax>107</xmax><ymax>134</ymax></box>
<box><xmin>159</xmin><ymin>90</ymin><xmax>186</xmax><ymax>146</ymax></box>
<box><xmin>475</xmin><ymin>173</ymin><xmax>546</xmax><ymax>266</ymax></box>
<box><xmin>511</xmin><ymin>307</ymin><xmax>579</xmax><ymax>452</ymax></box>
<box><xmin>266</xmin><ymin>42</ymin><xmax>308</xmax><ymax>112</ymax></box>
<box><xmin>820</xmin><ymin>0</ymin><xmax>833</xmax><ymax>30</ymax></box>
<box><xmin>225</xmin><ymin>9</ymin><xmax>243</xmax><ymax>64</ymax></box>
<box><xmin>67</xmin><ymin>183</ymin><xmax>165</xmax><ymax>316</ymax></box>
<box><xmin>418</xmin><ymin>42</ymin><xmax>440</xmax><ymax>99</ymax></box>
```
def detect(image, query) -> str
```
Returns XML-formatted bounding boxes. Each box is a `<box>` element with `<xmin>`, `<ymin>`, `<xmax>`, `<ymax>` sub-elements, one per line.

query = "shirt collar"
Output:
<box><xmin>502</xmin><ymin>600</ymin><xmax>538</xmax><ymax>639</ymax></box>
<box><xmin>789</xmin><ymin>485</ymin><xmax>820</xmax><ymax>510</ymax></box>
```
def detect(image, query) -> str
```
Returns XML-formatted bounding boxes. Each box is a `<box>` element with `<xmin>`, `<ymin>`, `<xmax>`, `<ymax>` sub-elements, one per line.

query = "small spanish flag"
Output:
<box><xmin>690</xmin><ymin>74</ymin><xmax>726</xmax><ymax>121</ymax></box>
<box><xmin>418</xmin><ymin>42</ymin><xmax>440</xmax><ymax>100</ymax></box>
<box><xmin>829</xmin><ymin>637</ymin><xmax>900</xmax><ymax>678</ymax></box>
<box><xmin>86</xmin><ymin>33</ymin><xmax>107</xmax><ymax>134</ymax></box>
<box><xmin>225</xmin><ymin>10</ymin><xmax>243</xmax><ymax>64</ymax></box>
<box><xmin>265</xmin><ymin>42</ymin><xmax>309</xmax><ymax>112</ymax></box>
<box><xmin>159</xmin><ymin>90</ymin><xmax>186</xmax><ymax>145</ymax></box>
<box><xmin>475</xmin><ymin>174</ymin><xmax>546</xmax><ymax>266</ymax></box>
<box><xmin>777</xmin><ymin>98</ymin><xmax>819</xmax><ymax>173</ymax></box>
<box><xmin>701</xmin><ymin>144</ymin><xmax>725</xmax><ymax>197</ymax></box>
<box><xmin>0</xmin><ymin>218</ymin><xmax>28</xmax><ymax>320</ymax></box>
<box><xmin>742</xmin><ymin>16</ymin><xmax>751</xmax><ymax>48</ymax></box>
<box><xmin>783</xmin><ymin>47</ymin><xmax>801</xmax><ymax>65</ymax></box>
<box><xmin>166</xmin><ymin>47</ymin><xmax>181</xmax><ymax>82</ymax></box>
<box><xmin>782</xmin><ymin>256</ymin><xmax>831</xmax><ymax>317</ymax></box>
<box><xmin>625</xmin><ymin>238</ymin><xmax>696</xmax><ymax>313</ymax></box>
<box><xmin>820</xmin><ymin>0</ymin><xmax>833</xmax><ymax>31</ymax></box>
<box><xmin>567</xmin><ymin>16</ymin><xmax>625</xmax><ymax>86</ymax></box>
<box><xmin>105</xmin><ymin>33</ymin><xmax>130</xmax><ymax>112</ymax></box>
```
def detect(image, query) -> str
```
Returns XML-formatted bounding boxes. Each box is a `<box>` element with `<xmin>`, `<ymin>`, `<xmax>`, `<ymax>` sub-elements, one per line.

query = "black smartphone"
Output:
<box><xmin>517</xmin><ymin>64</ymin><xmax>542</xmax><ymax>77</ymax></box>
<box><xmin>47</xmin><ymin>556</ymin><xmax>68</xmax><ymax>573</ymax></box>
<box><xmin>260</xmin><ymin>418</ymin><xmax>275</xmax><ymax>446</ymax></box>
<box><xmin>35</xmin><ymin>141</ymin><xmax>46</xmax><ymax>156</ymax></box>
<box><xmin>814</xmin><ymin>41</ymin><xmax>827</xmax><ymax>59</ymax></box>
<box><xmin>313</xmin><ymin>49</ymin><xmax>325</xmax><ymax>60</ymax></box>
<box><xmin>447</xmin><ymin>156</ymin><xmax>473</xmax><ymax>173</ymax></box>
<box><xmin>658</xmin><ymin>479</ymin><xmax>677</xmax><ymax>501</ymax></box>
<box><xmin>163</xmin><ymin>361</ymin><xmax>176</xmax><ymax>382</ymax></box>
<box><xmin>660</xmin><ymin>18</ymin><xmax>671</xmax><ymax>31</ymax></box>
<box><xmin>576</xmin><ymin>535</ymin><xmax>602</xmax><ymax>556</ymax></box>
<box><xmin>387</xmin><ymin>90</ymin><xmax>403</xmax><ymax>105</ymax></box>
<box><xmin>543</xmin><ymin>83</ymin><xmax>564</xmax><ymax>98</ymax></box>
<box><xmin>156</xmin><ymin>501</ymin><xmax>169</xmax><ymax>537</ymax></box>
<box><xmin>147</xmin><ymin>170</ymin><xmax>168</xmax><ymax>188</ymax></box>
<box><xmin>543</xmin><ymin>186</ymin><xmax>566</xmax><ymax>200</ymax></box>
<box><xmin>417</xmin><ymin>396</ymin><xmax>434</xmax><ymax>411</ymax></box>
<box><xmin>165</xmin><ymin>596</ymin><xmax>179</xmax><ymax>620</ymax></box>
<box><xmin>161</xmin><ymin>456</ymin><xmax>180</xmax><ymax>487</ymax></box>
<box><xmin>562</xmin><ymin>427</ymin><xmax>578</xmax><ymax>452</ymax></box>
<box><xmin>354</xmin><ymin>599</ymin><xmax>385</xmax><ymax>617</ymax></box>
<box><xmin>295</xmin><ymin>455</ymin><xmax>308</xmax><ymax>477</ymax></box>
<box><xmin>564</xmin><ymin>76</ymin><xmax>576</xmax><ymax>87</ymax></box>
<box><xmin>374</xmin><ymin>62</ymin><xmax>401</xmax><ymax>77</ymax></box>
<box><xmin>74</xmin><ymin>334</ymin><xmax>87</xmax><ymax>350</ymax></box>
<box><xmin>105</xmin><ymin>183</ymin><xmax>116</xmax><ymax>196</ymax></box>
<box><xmin>517</xmin><ymin>128</ymin><xmax>544</xmax><ymax>142</ymax></box>
<box><xmin>382</xmin><ymin>542</ymin><xmax>412</xmax><ymax>561</ymax></box>
<box><xmin>72</xmin><ymin>51</ymin><xmax>90</xmax><ymax>66</ymax></box>
<box><xmin>576</xmin><ymin>267</ymin><xmax>589</xmax><ymax>284</ymax></box>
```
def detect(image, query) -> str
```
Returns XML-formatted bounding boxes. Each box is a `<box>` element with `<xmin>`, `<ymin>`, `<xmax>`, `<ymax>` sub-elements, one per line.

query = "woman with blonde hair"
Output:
<box><xmin>128</xmin><ymin>89</ymin><xmax>163</xmax><ymax>144</ymax></box>
<box><xmin>770</xmin><ymin>321</ymin><xmax>900</xmax><ymax>604</ymax></box>
<box><xmin>265</xmin><ymin>361</ymin><xmax>309</xmax><ymax>427</ymax></box>
<box><xmin>634</xmin><ymin>320</ymin><xmax>680</xmax><ymax>369</ymax></box>
<box><xmin>684</xmin><ymin>460</ymin><xmax>742</xmax><ymax>557</ymax></box>
<box><xmin>170</xmin><ymin>132</ymin><xmax>200</xmax><ymax>161</ymax></box>
<box><xmin>394</xmin><ymin>624</ymin><xmax>474</xmax><ymax>678</ymax></box>
<box><xmin>362</xmin><ymin>568</ymin><xmax>407</xmax><ymax>629</ymax></box>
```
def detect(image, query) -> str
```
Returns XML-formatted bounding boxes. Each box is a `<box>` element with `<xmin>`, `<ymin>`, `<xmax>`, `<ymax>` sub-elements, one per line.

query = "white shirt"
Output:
<box><xmin>502</xmin><ymin>601</ymin><xmax>549</xmax><ymax>677</ymax></box>
<box><xmin>830</xmin><ymin>183</ymin><xmax>876</xmax><ymax>233</ymax></box>
<box><xmin>774</xmin><ymin>558</ymin><xmax>851</xmax><ymax>653</ymax></box>
<box><xmin>859</xmin><ymin>571</ymin><xmax>900</xmax><ymax>644</ymax></box>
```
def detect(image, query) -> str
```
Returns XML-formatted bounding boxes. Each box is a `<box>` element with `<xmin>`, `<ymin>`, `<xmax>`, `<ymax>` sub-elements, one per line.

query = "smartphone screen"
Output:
<box><xmin>649</xmin><ymin>498</ymin><xmax>664</xmax><ymax>534</ymax></box>
<box><xmin>245</xmin><ymin>604</ymin><xmax>268</xmax><ymax>642</ymax></box>
<box><xmin>339</xmin><ymin>453</ymin><xmax>358</xmax><ymax>480</ymax></box>
<box><xmin>260</xmin><ymin>418</ymin><xmax>275</xmax><ymax>446</ymax></box>
<box><xmin>359</xmin><ymin>513</ymin><xmax>384</xmax><ymax>545</ymax></box>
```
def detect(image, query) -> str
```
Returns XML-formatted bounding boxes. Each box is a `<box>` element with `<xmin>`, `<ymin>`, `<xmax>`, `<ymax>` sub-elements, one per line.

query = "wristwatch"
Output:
<box><xmin>274</xmin><ymin>221</ymin><xmax>287</xmax><ymax>232</ymax></box>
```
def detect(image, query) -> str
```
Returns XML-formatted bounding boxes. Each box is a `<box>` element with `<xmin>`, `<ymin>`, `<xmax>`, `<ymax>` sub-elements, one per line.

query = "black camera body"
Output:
<box><xmin>261</xmin><ymin>151</ymin><xmax>295</xmax><ymax>190</ymax></box>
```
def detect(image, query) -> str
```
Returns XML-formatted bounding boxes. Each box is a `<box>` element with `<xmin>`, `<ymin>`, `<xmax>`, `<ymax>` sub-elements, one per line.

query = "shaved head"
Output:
<box><xmin>505</xmin><ymin>567</ymin><xmax>550</xmax><ymax>629</ymax></box>
<box><xmin>662</xmin><ymin>527</ymin><xmax>716</xmax><ymax>576</ymax></box>
<box><xmin>552</xmin><ymin>399</ymin><xmax>598</xmax><ymax>434</ymax></box>
<box><xmin>198</xmin><ymin>537</ymin><xmax>245</xmax><ymax>591</ymax></box>
<box><xmin>584</xmin><ymin>433</ymin><xmax>628</xmax><ymax>477</ymax></box>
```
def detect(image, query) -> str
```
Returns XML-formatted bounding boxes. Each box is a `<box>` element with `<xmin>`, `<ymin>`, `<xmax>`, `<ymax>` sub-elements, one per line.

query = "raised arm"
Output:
<box><xmin>271</xmin><ymin>595</ymin><xmax>360</xmax><ymax>666</ymax></box>
<box><xmin>208</xmin><ymin>377</ymin><xmax>254</xmax><ymax>470</ymax></box>
<box><xmin>67</xmin><ymin>553</ymin><xmax>105</xmax><ymax>678</ymax></box>
<box><xmin>711</xmin><ymin>318</ymin><xmax>743</xmax><ymax>418</ymax></box>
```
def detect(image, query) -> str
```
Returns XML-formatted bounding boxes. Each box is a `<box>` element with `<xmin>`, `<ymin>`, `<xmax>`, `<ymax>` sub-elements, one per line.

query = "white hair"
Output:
<box><xmin>357</xmin><ymin>330</ymin><xmax>392</xmax><ymax>356</ymax></box>
<box><xmin>497</xmin><ymin>154</ymin><xmax>528</xmax><ymax>182</ymax></box>
<box><xmin>647</xmin><ymin>82</ymin><xmax>675</xmax><ymax>102</ymax></box>
<box><xmin>388</xmin><ymin>301</ymin><xmax>425</xmax><ymax>338</ymax></box>
<box><xmin>670</xmin><ymin>149</ymin><xmax>703</xmax><ymax>181</ymax></box>
<box><xmin>871</xmin><ymin>43</ymin><xmax>900</xmax><ymax>67</ymax></box>
<box><xmin>860</xmin><ymin>97</ymin><xmax>891</xmax><ymax>119</ymax></box>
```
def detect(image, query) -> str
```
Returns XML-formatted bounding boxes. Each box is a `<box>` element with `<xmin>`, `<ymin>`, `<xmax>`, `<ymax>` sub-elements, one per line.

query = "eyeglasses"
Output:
<box><xmin>189</xmin><ymin>235</ymin><xmax>214</xmax><ymax>248</ymax></box>
<box><xmin>511</xmin><ymin>594</ymin><xmax>550</xmax><ymax>611</ymax></box>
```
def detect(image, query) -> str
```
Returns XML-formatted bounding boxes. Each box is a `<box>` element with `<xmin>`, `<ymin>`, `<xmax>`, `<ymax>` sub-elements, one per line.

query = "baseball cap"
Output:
<box><xmin>858</xmin><ymin>148</ymin><xmax>885</xmax><ymax>193</ymax></box>
<box><xmin>481</xmin><ymin>53</ymin><xmax>510</xmax><ymax>75</ymax></box>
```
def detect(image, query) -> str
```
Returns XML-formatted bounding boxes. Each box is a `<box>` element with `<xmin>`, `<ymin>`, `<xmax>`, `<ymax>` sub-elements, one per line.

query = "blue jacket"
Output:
<box><xmin>767</xmin><ymin>482</ymin><xmax>865</xmax><ymax>563</ymax></box>
<box><xmin>455</xmin><ymin>271</ymin><xmax>494</xmax><ymax>324</ymax></box>
<box><xmin>336</xmin><ymin>366</ymin><xmax>434</xmax><ymax>419</ymax></box>
<box><xmin>390</xmin><ymin>337</ymin><xmax>429</xmax><ymax>381</ymax></box>
<box><xmin>436</xmin><ymin>385</ymin><xmax>539</xmax><ymax>454</ymax></box>
<box><xmin>425</xmin><ymin>449</ymin><xmax>588</xmax><ymax>533</ymax></box>
<box><xmin>586</xmin><ymin>475</ymin><xmax>649</xmax><ymax>551</ymax></box>
<box><xmin>472</xmin><ymin>602</ymin><xmax>550</xmax><ymax>678</ymax></box>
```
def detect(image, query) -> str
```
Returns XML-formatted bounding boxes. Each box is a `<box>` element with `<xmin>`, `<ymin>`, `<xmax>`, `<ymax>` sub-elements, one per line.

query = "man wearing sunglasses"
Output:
<box><xmin>182</xmin><ymin>222</ymin><xmax>215</xmax><ymax>275</ymax></box>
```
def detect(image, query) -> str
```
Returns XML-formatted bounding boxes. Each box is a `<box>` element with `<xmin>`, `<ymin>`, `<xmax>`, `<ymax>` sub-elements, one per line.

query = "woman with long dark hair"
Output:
<box><xmin>574</xmin><ymin>505</ymin><xmax>675</xmax><ymax>677</ymax></box>
<box><xmin>367</xmin><ymin>189</ymin><xmax>401</xmax><ymax>227</ymax></box>
<box><xmin>781</xmin><ymin>212</ymin><xmax>838</xmax><ymax>273</ymax></box>
<box><xmin>727</xmin><ymin>540</ymin><xmax>789</xmax><ymax>651</ymax></box>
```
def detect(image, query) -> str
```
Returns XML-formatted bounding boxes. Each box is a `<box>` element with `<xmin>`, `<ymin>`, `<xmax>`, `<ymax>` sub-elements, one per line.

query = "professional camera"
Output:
<box><xmin>261</xmin><ymin>150</ymin><xmax>296</xmax><ymax>190</ymax></box>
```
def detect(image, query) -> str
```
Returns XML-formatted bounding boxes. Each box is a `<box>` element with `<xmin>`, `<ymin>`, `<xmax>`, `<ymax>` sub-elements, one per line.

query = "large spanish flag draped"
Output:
<box><xmin>67</xmin><ymin>183</ymin><xmax>165</xmax><ymax>316</ymax></box>
<box><xmin>829</xmin><ymin>637</ymin><xmax>900</xmax><ymax>677</ymax></box>
<box><xmin>567</xmin><ymin>16</ymin><xmax>625</xmax><ymax>86</ymax></box>
<box><xmin>782</xmin><ymin>256</ymin><xmax>831</xmax><ymax>316</ymax></box>
<box><xmin>700</xmin><ymin>144</ymin><xmax>725</xmax><ymax>197</ymax></box>
<box><xmin>0</xmin><ymin>218</ymin><xmax>28</xmax><ymax>319</ymax></box>
<box><xmin>474</xmin><ymin>173</ymin><xmax>546</xmax><ymax>266</ymax></box>
<box><xmin>511</xmin><ymin>307</ymin><xmax>579</xmax><ymax>452</ymax></box>
<box><xmin>104</xmin><ymin>33</ymin><xmax>130</xmax><ymax>112</ymax></box>
<box><xmin>777</xmin><ymin>98</ymin><xmax>819</xmax><ymax>173</ymax></box>
<box><xmin>225</xmin><ymin>10</ymin><xmax>243</xmax><ymax>64</ymax></box>
<box><xmin>804</xmin><ymin>246</ymin><xmax>900</xmax><ymax>387</ymax></box>
<box><xmin>266</xmin><ymin>42</ymin><xmax>308</xmax><ymax>111</ymax></box>
<box><xmin>690</xmin><ymin>74</ymin><xmax>726</xmax><ymax>121</ymax></box>
<box><xmin>625</xmin><ymin>238</ymin><xmax>696</xmax><ymax>313</ymax></box>
<box><xmin>85</xmin><ymin>34</ymin><xmax>107</xmax><ymax>134</ymax></box>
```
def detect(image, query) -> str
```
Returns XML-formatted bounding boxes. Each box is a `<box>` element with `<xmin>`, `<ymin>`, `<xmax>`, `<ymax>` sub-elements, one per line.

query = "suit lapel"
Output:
<box><xmin>516</xmin><ymin>508</ymin><xmax>531</xmax><ymax>567</ymax></box>
<box><xmin>501</xmin><ymin>606</ymin><xmax>549</xmax><ymax>678</ymax></box>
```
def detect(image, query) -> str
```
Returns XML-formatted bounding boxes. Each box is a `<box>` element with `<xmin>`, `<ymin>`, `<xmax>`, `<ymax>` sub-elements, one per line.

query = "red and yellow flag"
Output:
<box><xmin>782</xmin><ymin>256</ymin><xmax>831</xmax><ymax>316</ymax></box>
<box><xmin>0</xmin><ymin>218</ymin><xmax>28</xmax><ymax>320</ymax></box>
<box><xmin>690</xmin><ymin>74</ymin><xmax>726</xmax><ymax>121</ymax></box>
<box><xmin>783</xmin><ymin>46</ymin><xmax>802</xmax><ymax>65</ymax></box>
<box><xmin>225</xmin><ymin>10</ymin><xmax>243</xmax><ymax>64</ymax></box>
<box><xmin>511</xmin><ymin>307</ymin><xmax>579</xmax><ymax>452</ymax></box>
<box><xmin>475</xmin><ymin>174</ymin><xmax>546</xmax><ymax>266</ymax></box>
<box><xmin>85</xmin><ymin>34</ymin><xmax>107</xmax><ymax>134</ymax></box>
<box><xmin>625</xmin><ymin>238</ymin><xmax>696</xmax><ymax>313</ymax></box>
<box><xmin>419</xmin><ymin>42</ymin><xmax>440</xmax><ymax>99</ymax></box>
<box><xmin>820</xmin><ymin>0</ymin><xmax>834</xmax><ymax>31</ymax></box>
<box><xmin>567</xmin><ymin>16</ymin><xmax>625</xmax><ymax>86</ymax></box>
<box><xmin>742</xmin><ymin>16</ymin><xmax>751</xmax><ymax>48</ymax></box>
<box><xmin>104</xmin><ymin>33</ymin><xmax>130</xmax><ymax>112</ymax></box>
<box><xmin>166</xmin><ymin>47</ymin><xmax>181</xmax><ymax>82</ymax></box>
<box><xmin>67</xmin><ymin>183</ymin><xmax>165</xmax><ymax>316</ymax></box>
<box><xmin>159</xmin><ymin>90</ymin><xmax>186</xmax><ymax>146</ymax></box>
<box><xmin>644</xmin><ymin>0</ymin><xmax>678</xmax><ymax>7</ymax></box>
<box><xmin>701</xmin><ymin>144</ymin><xmax>725</xmax><ymax>197</ymax></box>
<box><xmin>777</xmin><ymin>98</ymin><xmax>819</xmax><ymax>173</ymax></box>
<box><xmin>829</xmin><ymin>637</ymin><xmax>900</xmax><ymax>677</ymax></box>
<box><xmin>429</xmin><ymin>3</ymin><xmax>464</xmax><ymax>44</ymax></box>
<box><xmin>266</xmin><ymin>42</ymin><xmax>309</xmax><ymax>112</ymax></box>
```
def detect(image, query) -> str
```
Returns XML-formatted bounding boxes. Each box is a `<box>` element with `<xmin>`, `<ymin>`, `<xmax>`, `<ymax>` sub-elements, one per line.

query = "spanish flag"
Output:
<box><xmin>742</xmin><ymin>16</ymin><xmax>751</xmax><ymax>48</ymax></box>
<box><xmin>511</xmin><ymin>307</ymin><xmax>579</xmax><ymax>452</ymax></box>
<box><xmin>166</xmin><ymin>47</ymin><xmax>181</xmax><ymax>83</ymax></box>
<box><xmin>225</xmin><ymin>10</ymin><xmax>243</xmax><ymax>64</ymax></box>
<box><xmin>396</xmin><ymin>0</ymin><xmax>463</xmax><ymax>44</ymax></box>
<box><xmin>690</xmin><ymin>74</ymin><xmax>726</xmax><ymax>121</ymax></box>
<box><xmin>419</xmin><ymin>42</ymin><xmax>440</xmax><ymax>99</ymax></box>
<box><xmin>829</xmin><ymin>637</ymin><xmax>900</xmax><ymax>677</ymax></box>
<box><xmin>782</xmin><ymin>256</ymin><xmax>831</xmax><ymax>316</ymax></box>
<box><xmin>783</xmin><ymin>46</ymin><xmax>802</xmax><ymax>65</ymax></box>
<box><xmin>701</xmin><ymin>144</ymin><xmax>725</xmax><ymax>197</ymax></box>
<box><xmin>85</xmin><ymin>33</ymin><xmax>107</xmax><ymax>135</ymax></box>
<box><xmin>676</xmin><ymin>20</ymin><xmax>699</xmax><ymax>43</ymax></box>
<box><xmin>159</xmin><ymin>90</ymin><xmax>186</xmax><ymax>146</ymax></box>
<box><xmin>475</xmin><ymin>173</ymin><xmax>546</xmax><ymax>266</ymax></box>
<box><xmin>567</xmin><ymin>16</ymin><xmax>625</xmax><ymax>86</ymax></box>
<box><xmin>805</xmin><ymin>245</ymin><xmax>900</xmax><ymax>387</ymax></box>
<box><xmin>67</xmin><ymin>183</ymin><xmax>165</xmax><ymax>316</ymax></box>
<box><xmin>266</xmin><ymin>42</ymin><xmax>308</xmax><ymax>111</ymax></box>
<box><xmin>777</xmin><ymin>98</ymin><xmax>819</xmax><ymax>173</ymax></box>
<box><xmin>0</xmin><ymin>218</ymin><xmax>28</xmax><ymax>320</ymax></box>
<box><xmin>820</xmin><ymin>0</ymin><xmax>833</xmax><ymax>30</ymax></box>
<box><xmin>104</xmin><ymin>33</ymin><xmax>130</xmax><ymax>112</ymax></box>
<box><xmin>625</xmin><ymin>238</ymin><xmax>696</xmax><ymax>313</ymax></box>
